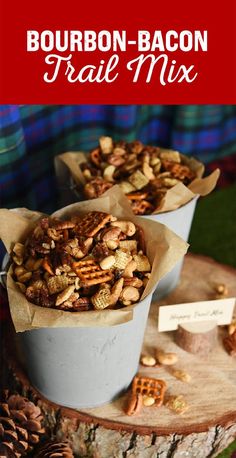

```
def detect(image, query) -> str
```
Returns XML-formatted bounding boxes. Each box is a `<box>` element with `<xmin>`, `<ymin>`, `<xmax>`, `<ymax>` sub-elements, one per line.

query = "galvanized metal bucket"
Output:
<box><xmin>18</xmin><ymin>293</ymin><xmax>152</xmax><ymax>408</ymax></box>
<box><xmin>142</xmin><ymin>196</ymin><xmax>198</xmax><ymax>299</ymax></box>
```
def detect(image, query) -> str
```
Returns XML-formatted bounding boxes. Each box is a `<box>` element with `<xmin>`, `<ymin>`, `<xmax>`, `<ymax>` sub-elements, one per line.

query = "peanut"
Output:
<box><xmin>100</xmin><ymin>255</ymin><xmax>116</xmax><ymax>270</ymax></box>
<box><xmin>102</xmin><ymin>227</ymin><xmax>121</xmax><ymax>242</ymax></box>
<box><xmin>103</xmin><ymin>165</ymin><xmax>116</xmax><ymax>182</ymax></box>
<box><xmin>140</xmin><ymin>355</ymin><xmax>157</xmax><ymax>367</ymax></box>
<box><xmin>111</xmin><ymin>220</ymin><xmax>136</xmax><ymax>237</ymax></box>
<box><xmin>143</xmin><ymin>395</ymin><xmax>155</xmax><ymax>407</ymax></box>
<box><xmin>172</xmin><ymin>370</ymin><xmax>191</xmax><ymax>383</ymax></box>
<box><xmin>123</xmin><ymin>260</ymin><xmax>137</xmax><ymax>278</ymax></box>
<box><xmin>156</xmin><ymin>351</ymin><xmax>178</xmax><ymax>366</ymax></box>
<box><xmin>163</xmin><ymin>177</ymin><xmax>180</xmax><ymax>187</ymax></box>
<box><xmin>106</xmin><ymin>240</ymin><xmax>119</xmax><ymax>250</ymax></box>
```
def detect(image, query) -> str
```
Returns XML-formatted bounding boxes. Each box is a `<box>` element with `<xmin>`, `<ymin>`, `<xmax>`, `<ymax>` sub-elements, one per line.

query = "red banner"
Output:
<box><xmin>0</xmin><ymin>0</ymin><xmax>236</xmax><ymax>104</ymax></box>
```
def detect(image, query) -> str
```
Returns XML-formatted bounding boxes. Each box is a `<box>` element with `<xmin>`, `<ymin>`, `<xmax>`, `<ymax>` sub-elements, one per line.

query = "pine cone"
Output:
<box><xmin>0</xmin><ymin>391</ymin><xmax>45</xmax><ymax>457</ymax></box>
<box><xmin>35</xmin><ymin>440</ymin><xmax>74</xmax><ymax>457</ymax></box>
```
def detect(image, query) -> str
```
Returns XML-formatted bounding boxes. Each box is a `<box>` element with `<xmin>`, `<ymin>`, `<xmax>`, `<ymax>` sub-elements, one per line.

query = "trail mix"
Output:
<box><xmin>11</xmin><ymin>211</ymin><xmax>151</xmax><ymax>311</ymax></box>
<box><xmin>80</xmin><ymin>136</ymin><xmax>197</xmax><ymax>214</ymax></box>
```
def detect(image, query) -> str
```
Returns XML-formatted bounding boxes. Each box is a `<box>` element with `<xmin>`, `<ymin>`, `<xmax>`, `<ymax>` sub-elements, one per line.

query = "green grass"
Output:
<box><xmin>189</xmin><ymin>184</ymin><xmax>236</xmax><ymax>457</ymax></box>
<box><xmin>217</xmin><ymin>441</ymin><xmax>236</xmax><ymax>458</ymax></box>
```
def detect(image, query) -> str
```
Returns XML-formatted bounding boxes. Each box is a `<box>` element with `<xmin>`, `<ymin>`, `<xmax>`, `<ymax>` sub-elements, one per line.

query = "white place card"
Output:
<box><xmin>158</xmin><ymin>298</ymin><xmax>235</xmax><ymax>332</ymax></box>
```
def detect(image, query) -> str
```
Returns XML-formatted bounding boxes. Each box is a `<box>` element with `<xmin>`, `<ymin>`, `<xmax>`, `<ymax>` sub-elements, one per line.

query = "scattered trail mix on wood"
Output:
<box><xmin>80</xmin><ymin>136</ymin><xmax>197</xmax><ymax>214</ymax></box>
<box><xmin>11</xmin><ymin>211</ymin><xmax>151</xmax><ymax>311</ymax></box>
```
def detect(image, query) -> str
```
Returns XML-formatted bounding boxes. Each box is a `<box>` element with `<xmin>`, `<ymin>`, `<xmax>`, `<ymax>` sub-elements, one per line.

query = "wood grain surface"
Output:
<box><xmin>5</xmin><ymin>254</ymin><xmax>236</xmax><ymax>457</ymax></box>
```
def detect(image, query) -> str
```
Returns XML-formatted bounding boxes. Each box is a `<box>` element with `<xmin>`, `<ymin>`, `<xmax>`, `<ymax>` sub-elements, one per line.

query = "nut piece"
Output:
<box><xmin>110</xmin><ymin>278</ymin><xmax>124</xmax><ymax>306</ymax></box>
<box><xmin>172</xmin><ymin>370</ymin><xmax>191</xmax><ymax>383</ymax></box>
<box><xmin>106</xmin><ymin>240</ymin><xmax>119</xmax><ymax>250</ymax></box>
<box><xmin>111</xmin><ymin>220</ymin><xmax>136</xmax><ymax>236</ymax></box>
<box><xmin>13</xmin><ymin>242</ymin><xmax>24</xmax><ymax>257</ymax></box>
<box><xmin>124</xmin><ymin>277</ymin><xmax>143</xmax><ymax>288</ymax></box>
<box><xmin>103</xmin><ymin>165</ymin><xmax>116</xmax><ymax>182</ymax></box>
<box><xmin>100</xmin><ymin>255</ymin><xmax>116</xmax><ymax>270</ymax></box>
<box><xmin>120</xmin><ymin>286</ymin><xmax>140</xmax><ymax>305</ymax></box>
<box><xmin>143</xmin><ymin>395</ymin><xmax>155</xmax><ymax>407</ymax></box>
<box><xmin>102</xmin><ymin>226</ymin><xmax>121</xmax><ymax>241</ymax></box>
<box><xmin>125</xmin><ymin>393</ymin><xmax>143</xmax><ymax>416</ymax></box>
<box><xmin>123</xmin><ymin>260</ymin><xmax>137</xmax><ymax>278</ymax></box>
<box><xmin>140</xmin><ymin>355</ymin><xmax>157</xmax><ymax>367</ymax></box>
<box><xmin>156</xmin><ymin>351</ymin><xmax>178</xmax><ymax>365</ymax></box>
<box><xmin>55</xmin><ymin>285</ymin><xmax>75</xmax><ymax>306</ymax></box>
<box><xmin>162</xmin><ymin>177</ymin><xmax>180</xmax><ymax>187</ymax></box>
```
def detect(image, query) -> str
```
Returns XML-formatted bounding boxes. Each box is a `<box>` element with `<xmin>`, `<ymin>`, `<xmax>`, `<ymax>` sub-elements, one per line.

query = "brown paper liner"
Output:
<box><xmin>55</xmin><ymin>152</ymin><xmax>220</xmax><ymax>214</ymax></box>
<box><xmin>0</xmin><ymin>187</ymin><xmax>188</xmax><ymax>332</ymax></box>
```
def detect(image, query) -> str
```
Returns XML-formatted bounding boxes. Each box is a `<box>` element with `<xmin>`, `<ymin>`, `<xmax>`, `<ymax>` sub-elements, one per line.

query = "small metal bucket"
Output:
<box><xmin>142</xmin><ymin>196</ymin><xmax>198</xmax><ymax>299</ymax></box>
<box><xmin>18</xmin><ymin>294</ymin><xmax>152</xmax><ymax>409</ymax></box>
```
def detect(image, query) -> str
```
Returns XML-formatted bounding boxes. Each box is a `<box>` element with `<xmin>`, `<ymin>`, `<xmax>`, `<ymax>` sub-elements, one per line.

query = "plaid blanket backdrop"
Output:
<box><xmin>0</xmin><ymin>104</ymin><xmax>236</xmax><ymax>213</ymax></box>
<box><xmin>0</xmin><ymin>109</ymin><xmax>236</xmax><ymax>458</ymax></box>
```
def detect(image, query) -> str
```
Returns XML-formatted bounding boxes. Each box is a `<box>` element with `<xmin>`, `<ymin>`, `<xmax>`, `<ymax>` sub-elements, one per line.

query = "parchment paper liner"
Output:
<box><xmin>0</xmin><ymin>187</ymin><xmax>188</xmax><ymax>332</ymax></box>
<box><xmin>55</xmin><ymin>152</ymin><xmax>220</xmax><ymax>213</ymax></box>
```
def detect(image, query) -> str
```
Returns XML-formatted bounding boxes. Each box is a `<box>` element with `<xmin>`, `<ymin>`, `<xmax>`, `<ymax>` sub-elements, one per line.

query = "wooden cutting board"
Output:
<box><xmin>6</xmin><ymin>254</ymin><xmax>236</xmax><ymax>458</ymax></box>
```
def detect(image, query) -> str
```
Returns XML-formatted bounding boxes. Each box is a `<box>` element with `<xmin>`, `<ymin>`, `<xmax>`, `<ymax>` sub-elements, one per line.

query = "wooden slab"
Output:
<box><xmin>5</xmin><ymin>254</ymin><xmax>236</xmax><ymax>458</ymax></box>
<box><xmin>77</xmin><ymin>254</ymin><xmax>236</xmax><ymax>431</ymax></box>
